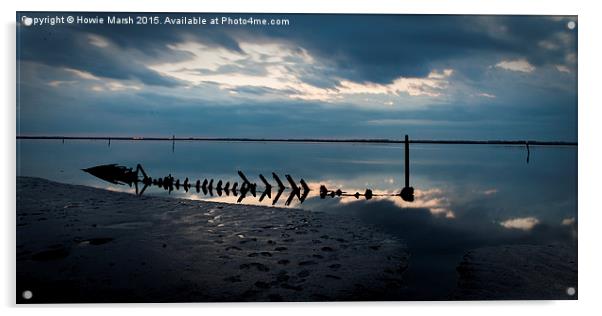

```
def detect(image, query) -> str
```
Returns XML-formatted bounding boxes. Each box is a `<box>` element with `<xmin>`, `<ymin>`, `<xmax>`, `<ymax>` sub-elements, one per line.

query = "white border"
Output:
<box><xmin>3</xmin><ymin>1</ymin><xmax>600</xmax><ymax>315</ymax></box>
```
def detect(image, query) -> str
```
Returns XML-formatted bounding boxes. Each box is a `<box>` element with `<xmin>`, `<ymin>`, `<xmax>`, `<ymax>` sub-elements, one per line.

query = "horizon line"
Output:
<box><xmin>15</xmin><ymin>135</ymin><xmax>578</xmax><ymax>146</ymax></box>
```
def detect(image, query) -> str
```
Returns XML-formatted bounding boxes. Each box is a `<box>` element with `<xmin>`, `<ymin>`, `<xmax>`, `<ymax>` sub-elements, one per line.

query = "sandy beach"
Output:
<box><xmin>16</xmin><ymin>177</ymin><xmax>578</xmax><ymax>302</ymax></box>
<box><xmin>16</xmin><ymin>177</ymin><xmax>409</xmax><ymax>303</ymax></box>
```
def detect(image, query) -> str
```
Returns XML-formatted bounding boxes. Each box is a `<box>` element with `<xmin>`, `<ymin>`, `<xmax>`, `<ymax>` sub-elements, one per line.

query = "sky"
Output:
<box><xmin>16</xmin><ymin>13</ymin><xmax>578</xmax><ymax>140</ymax></box>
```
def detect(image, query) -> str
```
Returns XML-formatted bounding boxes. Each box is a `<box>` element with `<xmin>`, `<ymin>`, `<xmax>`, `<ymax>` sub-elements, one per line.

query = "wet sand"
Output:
<box><xmin>16</xmin><ymin>177</ymin><xmax>409</xmax><ymax>303</ymax></box>
<box><xmin>454</xmin><ymin>244</ymin><xmax>577</xmax><ymax>300</ymax></box>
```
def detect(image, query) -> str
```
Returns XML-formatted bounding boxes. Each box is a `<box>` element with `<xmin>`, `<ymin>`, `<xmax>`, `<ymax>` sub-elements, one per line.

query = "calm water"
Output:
<box><xmin>16</xmin><ymin>139</ymin><xmax>578</xmax><ymax>299</ymax></box>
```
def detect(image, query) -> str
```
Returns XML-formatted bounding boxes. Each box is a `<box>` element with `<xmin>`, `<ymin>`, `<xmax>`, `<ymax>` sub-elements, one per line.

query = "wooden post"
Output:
<box><xmin>400</xmin><ymin>134</ymin><xmax>415</xmax><ymax>202</ymax></box>
<box><xmin>172</xmin><ymin>135</ymin><xmax>175</xmax><ymax>153</ymax></box>
<box><xmin>404</xmin><ymin>134</ymin><xmax>410</xmax><ymax>188</ymax></box>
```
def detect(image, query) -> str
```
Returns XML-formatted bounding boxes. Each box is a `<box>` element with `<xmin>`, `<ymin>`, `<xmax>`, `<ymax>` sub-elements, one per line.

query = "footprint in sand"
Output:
<box><xmin>325</xmin><ymin>274</ymin><xmax>341</xmax><ymax>280</ymax></box>
<box><xmin>298</xmin><ymin>260</ymin><xmax>317</xmax><ymax>266</ymax></box>
<box><xmin>83</xmin><ymin>237</ymin><xmax>114</xmax><ymax>246</ymax></box>
<box><xmin>239</xmin><ymin>238</ymin><xmax>258</xmax><ymax>244</ymax></box>
<box><xmin>297</xmin><ymin>270</ymin><xmax>310</xmax><ymax>278</ymax></box>
<box><xmin>240</xmin><ymin>262</ymin><xmax>270</xmax><ymax>272</ymax></box>
<box><xmin>280</xmin><ymin>283</ymin><xmax>303</xmax><ymax>291</ymax></box>
<box><xmin>328</xmin><ymin>263</ymin><xmax>341</xmax><ymax>270</ymax></box>
<box><xmin>321</xmin><ymin>246</ymin><xmax>335</xmax><ymax>252</ymax></box>
<box><xmin>248</xmin><ymin>252</ymin><xmax>272</xmax><ymax>257</ymax></box>
<box><xmin>276</xmin><ymin>271</ymin><xmax>289</xmax><ymax>282</ymax></box>
<box><xmin>274</xmin><ymin>246</ymin><xmax>287</xmax><ymax>251</ymax></box>
<box><xmin>226</xmin><ymin>246</ymin><xmax>242</xmax><ymax>251</ymax></box>
<box><xmin>277</xmin><ymin>259</ymin><xmax>290</xmax><ymax>265</ymax></box>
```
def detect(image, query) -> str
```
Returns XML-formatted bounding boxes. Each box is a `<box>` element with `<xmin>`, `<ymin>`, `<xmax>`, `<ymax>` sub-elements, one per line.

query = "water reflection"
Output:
<box><xmin>16</xmin><ymin>140</ymin><xmax>577</xmax><ymax>230</ymax></box>
<box><xmin>312</xmin><ymin>196</ymin><xmax>576</xmax><ymax>299</ymax></box>
<box><xmin>82</xmin><ymin>163</ymin><xmax>416</xmax><ymax>206</ymax></box>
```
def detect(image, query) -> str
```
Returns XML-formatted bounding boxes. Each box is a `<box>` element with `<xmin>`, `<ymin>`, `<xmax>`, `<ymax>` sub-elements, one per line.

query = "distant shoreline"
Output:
<box><xmin>16</xmin><ymin>136</ymin><xmax>578</xmax><ymax>146</ymax></box>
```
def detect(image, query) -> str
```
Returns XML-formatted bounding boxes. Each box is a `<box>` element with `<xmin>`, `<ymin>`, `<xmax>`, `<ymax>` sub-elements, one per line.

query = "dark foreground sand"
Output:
<box><xmin>16</xmin><ymin>177</ymin><xmax>578</xmax><ymax>302</ymax></box>
<box><xmin>16</xmin><ymin>177</ymin><xmax>409</xmax><ymax>303</ymax></box>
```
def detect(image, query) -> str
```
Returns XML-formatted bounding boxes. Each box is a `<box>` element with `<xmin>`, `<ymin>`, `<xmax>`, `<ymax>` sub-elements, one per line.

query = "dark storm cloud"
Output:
<box><xmin>18</xmin><ymin>13</ymin><xmax>576</xmax><ymax>86</ymax></box>
<box><xmin>17</xmin><ymin>26</ymin><xmax>182</xmax><ymax>86</ymax></box>
<box><xmin>258</xmin><ymin>15</ymin><xmax>576</xmax><ymax>83</ymax></box>
<box><xmin>495</xmin><ymin>16</ymin><xmax>576</xmax><ymax>65</ymax></box>
<box><xmin>16</xmin><ymin>12</ymin><xmax>263</xmax><ymax>88</ymax></box>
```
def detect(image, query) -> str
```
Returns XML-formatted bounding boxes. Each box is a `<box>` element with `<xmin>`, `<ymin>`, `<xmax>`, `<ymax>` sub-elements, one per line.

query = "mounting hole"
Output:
<box><xmin>566</xmin><ymin>287</ymin><xmax>576</xmax><ymax>296</ymax></box>
<box><xmin>22</xmin><ymin>290</ymin><xmax>33</xmax><ymax>300</ymax></box>
<box><xmin>21</xmin><ymin>16</ymin><xmax>33</xmax><ymax>27</ymax></box>
<box><xmin>567</xmin><ymin>21</ymin><xmax>576</xmax><ymax>30</ymax></box>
